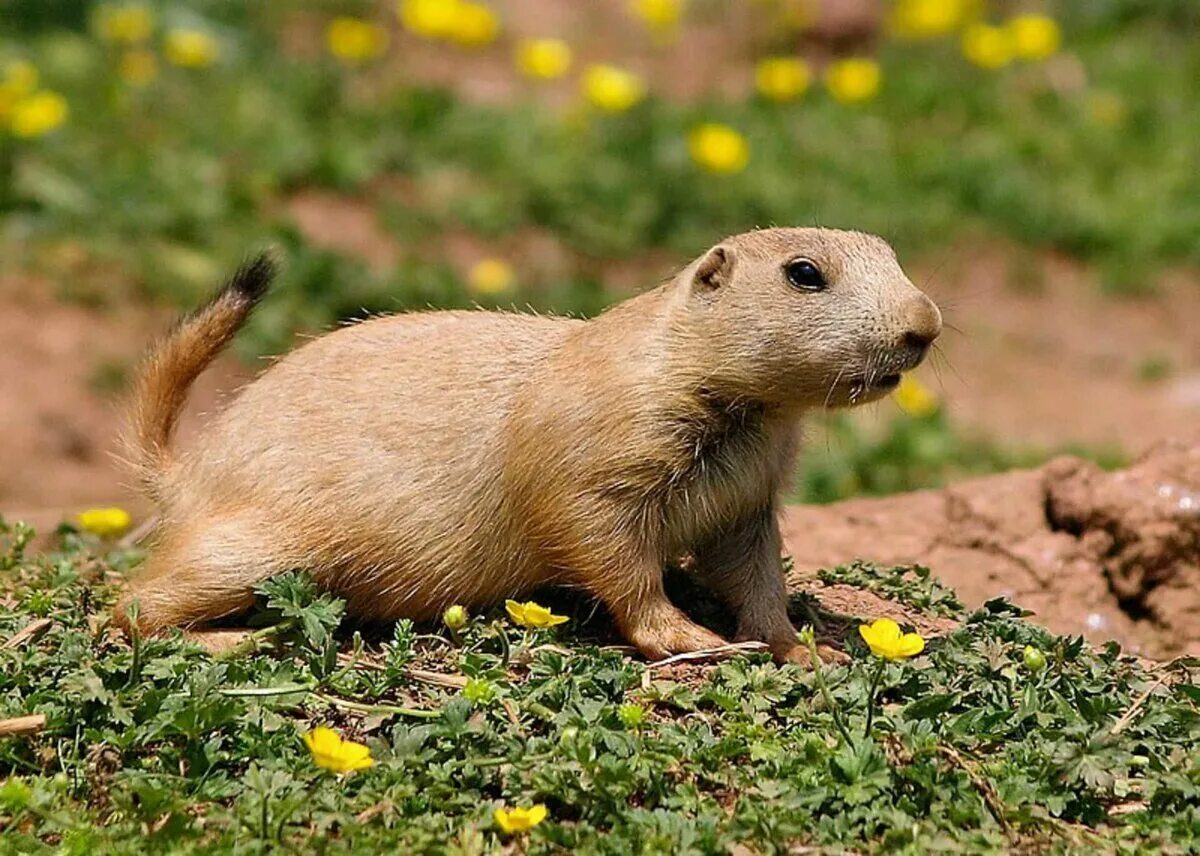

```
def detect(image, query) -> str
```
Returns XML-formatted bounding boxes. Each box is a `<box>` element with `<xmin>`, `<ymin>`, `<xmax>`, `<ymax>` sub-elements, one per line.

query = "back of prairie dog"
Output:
<box><xmin>116</xmin><ymin>227</ymin><xmax>941</xmax><ymax>662</ymax></box>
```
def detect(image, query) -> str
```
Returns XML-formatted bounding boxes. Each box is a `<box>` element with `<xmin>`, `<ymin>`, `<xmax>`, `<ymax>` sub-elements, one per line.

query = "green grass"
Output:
<box><xmin>1</xmin><ymin>518</ymin><xmax>1197</xmax><ymax>853</ymax></box>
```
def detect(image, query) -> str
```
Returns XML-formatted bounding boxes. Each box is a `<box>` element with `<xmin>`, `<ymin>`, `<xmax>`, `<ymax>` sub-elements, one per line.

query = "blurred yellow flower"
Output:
<box><xmin>448</xmin><ymin>2</ymin><xmax>501</xmax><ymax>48</ymax></box>
<box><xmin>398</xmin><ymin>0</ymin><xmax>461</xmax><ymax>40</ymax></box>
<box><xmin>505</xmin><ymin>599</ymin><xmax>568</xmax><ymax>629</ymax></box>
<box><xmin>164</xmin><ymin>29</ymin><xmax>219</xmax><ymax>68</ymax></box>
<box><xmin>824</xmin><ymin>58</ymin><xmax>881</xmax><ymax>104</ymax></box>
<box><xmin>303</xmin><ymin>726</ymin><xmax>374</xmax><ymax>773</ymax></box>
<box><xmin>0</xmin><ymin>61</ymin><xmax>39</xmax><ymax>121</ymax></box>
<box><xmin>581</xmin><ymin>64</ymin><xmax>646</xmax><ymax>113</ymax></box>
<box><xmin>515</xmin><ymin>38</ymin><xmax>572</xmax><ymax>81</ymax></box>
<box><xmin>95</xmin><ymin>4</ymin><xmax>154</xmax><ymax>45</ymax></box>
<box><xmin>76</xmin><ymin>507</ymin><xmax>131</xmax><ymax>538</ymax></box>
<box><xmin>118</xmin><ymin>49</ymin><xmax>158</xmax><ymax>86</ymax></box>
<box><xmin>888</xmin><ymin>0</ymin><xmax>967</xmax><ymax>39</ymax></box>
<box><xmin>9</xmin><ymin>91</ymin><xmax>69</xmax><ymax>138</ymax></box>
<box><xmin>630</xmin><ymin>0</ymin><xmax>684</xmax><ymax>31</ymax></box>
<box><xmin>469</xmin><ymin>258</ymin><xmax>515</xmax><ymax>295</ymax></box>
<box><xmin>961</xmin><ymin>23</ymin><xmax>1013</xmax><ymax>70</ymax></box>
<box><xmin>326</xmin><ymin>17</ymin><xmax>389</xmax><ymax>64</ymax></box>
<box><xmin>755</xmin><ymin>56</ymin><xmax>810</xmax><ymax>102</ymax></box>
<box><xmin>893</xmin><ymin>374</ymin><xmax>938</xmax><ymax>417</ymax></box>
<box><xmin>1007</xmin><ymin>14</ymin><xmax>1061</xmax><ymax>61</ymax></box>
<box><xmin>494</xmin><ymin>804</ymin><xmax>548</xmax><ymax>834</ymax></box>
<box><xmin>688</xmin><ymin>123</ymin><xmax>750</xmax><ymax>175</ymax></box>
<box><xmin>859</xmin><ymin>618</ymin><xmax>925</xmax><ymax>660</ymax></box>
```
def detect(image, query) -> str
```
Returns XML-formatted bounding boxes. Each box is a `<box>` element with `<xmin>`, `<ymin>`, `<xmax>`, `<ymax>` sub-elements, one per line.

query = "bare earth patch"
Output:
<box><xmin>783</xmin><ymin>440</ymin><xmax>1200</xmax><ymax>659</ymax></box>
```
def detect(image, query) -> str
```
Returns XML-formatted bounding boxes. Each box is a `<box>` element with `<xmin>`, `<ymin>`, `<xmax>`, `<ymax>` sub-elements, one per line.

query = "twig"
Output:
<box><xmin>354</xmin><ymin>801</ymin><xmax>394</xmax><ymax>824</ymax></box>
<box><xmin>334</xmin><ymin>654</ymin><xmax>469</xmax><ymax>689</ymax></box>
<box><xmin>118</xmin><ymin>515</ymin><xmax>159</xmax><ymax>549</ymax></box>
<box><xmin>309</xmin><ymin>692</ymin><xmax>441</xmax><ymax>719</ymax></box>
<box><xmin>1110</xmin><ymin>675</ymin><xmax>1170</xmax><ymax>737</ymax></box>
<box><xmin>3</xmin><ymin>617</ymin><xmax>52</xmax><ymax>649</ymax></box>
<box><xmin>645</xmin><ymin>641</ymin><xmax>769</xmax><ymax>669</ymax></box>
<box><xmin>937</xmin><ymin>745</ymin><xmax>1012</xmax><ymax>834</ymax></box>
<box><xmin>0</xmin><ymin>714</ymin><xmax>46</xmax><ymax>737</ymax></box>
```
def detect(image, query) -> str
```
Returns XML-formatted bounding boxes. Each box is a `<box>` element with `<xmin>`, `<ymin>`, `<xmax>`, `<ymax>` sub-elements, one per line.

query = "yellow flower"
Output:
<box><xmin>94</xmin><ymin>4</ymin><xmax>154</xmax><ymax>45</ymax></box>
<box><xmin>76</xmin><ymin>507</ymin><xmax>131</xmax><ymax>538</ymax></box>
<box><xmin>0</xmin><ymin>61</ymin><xmax>39</xmax><ymax>122</ymax></box>
<box><xmin>961</xmin><ymin>23</ymin><xmax>1013</xmax><ymax>70</ymax></box>
<box><xmin>893</xmin><ymin>374</ymin><xmax>938</xmax><ymax>418</ymax></box>
<box><xmin>118</xmin><ymin>49</ymin><xmax>158</xmax><ymax>86</ymax></box>
<box><xmin>505</xmin><ymin>600</ymin><xmax>568</xmax><ymax>629</ymax></box>
<box><xmin>888</xmin><ymin>0</ymin><xmax>968</xmax><ymax>39</ymax></box>
<box><xmin>1007</xmin><ymin>14</ymin><xmax>1061</xmax><ymax>61</ymax></box>
<box><xmin>515</xmin><ymin>38</ymin><xmax>572</xmax><ymax>81</ymax></box>
<box><xmin>755</xmin><ymin>56</ymin><xmax>810</xmax><ymax>102</ymax></box>
<box><xmin>303</xmin><ymin>726</ymin><xmax>374</xmax><ymax>773</ymax></box>
<box><xmin>326</xmin><ymin>17</ymin><xmax>389</xmax><ymax>65</ymax></box>
<box><xmin>398</xmin><ymin>0</ymin><xmax>461</xmax><ymax>40</ymax></box>
<box><xmin>824</xmin><ymin>58</ymin><xmax>881</xmax><ymax>104</ymax></box>
<box><xmin>688</xmin><ymin>123</ymin><xmax>750</xmax><ymax>175</ymax></box>
<box><xmin>494</xmin><ymin>804</ymin><xmax>548</xmax><ymax>834</ymax></box>
<box><xmin>630</xmin><ymin>0</ymin><xmax>684</xmax><ymax>31</ymax></box>
<box><xmin>448</xmin><ymin>2</ymin><xmax>500</xmax><ymax>48</ymax></box>
<box><xmin>581</xmin><ymin>64</ymin><xmax>646</xmax><ymax>113</ymax></box>
<box><xmin>164</xmin><ymin>29</ymin><xmax>219</xmax><ymax>68</ymax></box>
<box><xmin>9</xmin><ymin>91</ymin><xmax>69</xmax><ymax>138</ymax></box>
<box><xmin>859</xmin><ymin>618</ymin><xmax>925</xmax><ymax>660</ymax></box>
<box><xmin>468</xmin><ymin>258</ymin><xmax>515</xmax><ymax>295</ymax></box>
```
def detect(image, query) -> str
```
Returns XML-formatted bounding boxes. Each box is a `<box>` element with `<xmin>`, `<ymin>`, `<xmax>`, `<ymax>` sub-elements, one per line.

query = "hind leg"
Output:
<box><xmin>113</xmin><ymin>520</ymin><xmax>270</xmax><ymax>638</ymax></box>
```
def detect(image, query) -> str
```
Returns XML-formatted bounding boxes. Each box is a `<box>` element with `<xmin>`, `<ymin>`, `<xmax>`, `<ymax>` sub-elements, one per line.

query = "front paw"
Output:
<box><xmin>771</xmin><ymin>640</ymin><xmax>848</xmax><ymax>667</ymax></box>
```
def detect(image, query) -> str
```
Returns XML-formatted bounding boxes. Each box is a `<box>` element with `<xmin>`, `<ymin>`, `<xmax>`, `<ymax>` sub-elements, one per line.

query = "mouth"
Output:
<box><xmin>847</xmin><ymin>372</ymin><xmax>901</xmax><ymax>401</ymax></box>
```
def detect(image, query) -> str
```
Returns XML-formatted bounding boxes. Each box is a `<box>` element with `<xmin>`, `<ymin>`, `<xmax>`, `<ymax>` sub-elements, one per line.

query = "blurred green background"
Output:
<box><xmin>1</xmin><ymin>0</ymin><xmax>1196</xmax><ymax>514</ymax></box>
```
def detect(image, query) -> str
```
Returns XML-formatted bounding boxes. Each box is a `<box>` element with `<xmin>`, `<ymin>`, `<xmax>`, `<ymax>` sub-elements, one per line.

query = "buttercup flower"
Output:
<box><xmin>688</xmin><ymin>123</ymin><xmax>750</xmax><ymax>175</ymax></box>
<box><xmin>755</xmin><ymin>56</ymin><xmax>810</xmax><ymax>102</ymax></box>
<box><xmin>399</xmin><ymin>0</ymin><xmax>461</xmax><ymax>40</ymax></box>
<box><xmin>95</xmin><ymin>4</ymin><xmax>154</xmax><ymax>45</ymax></box>
<box><xmin>164</xmin><ymin>29</ymin><xmax>219</xmax><ymax>68</ymax></box>
<box><xmin>303</xmin><ymin>726</ymin><xmax>374</xmax><ymax>773</ymax></box>
<box><xmin>505</xmin><ymin>599</ymin><xmax>569</xmax><ymax>629</ymax></box>
<box><xmin>893</xmin><ymin>374</ymin><xmax>938</xmax><ymax>418</ymax></box>
<box><xmin>630</xmin><ymin>0</ymin><xmax>684</xmax><ymax>32</ymax></box>
<box><xmin>76</xmin><ymin>507</ymin><xmax>132</xmax><ymax>538</ymax></box>
<box><xmin>443</xmin><ymin>604</ymin><xmax>469</xmax><ymax>630</ymax></box>
<box><xmin>0</xmin><ymin>61</ymin><xmax>39</xmax><ymax>123</ymax></box>
<box><xmin>859</xmin><ymin>618</ymin><xmax>925</xmax><ymax>660</ymax></box>
<box><xmin>468</xmin><ymin>258</ymin><xmax>515</xmax><ymax>295</ymax></box>
<box><xmin>888</xmin><ymin>0</ymin><xmax>968</xmax><ymax>39</ymax></box>
<box><xmin>1022</xmin><ymin>645</ymin><xmax>1047</xmax><ymax>672</ymax></box>
<box><xmin>824</xmin><ymin>58</ymin><xmax>881</xmax><ymax>104</ymax></box>
<box><xmin>962</xmin><ymin>23</ymin><xmax>1013</xmax><ymax>70</ymax></box>
<box><xmin>118</xmin><ymin>49</ymin><xmax>158</xmax><ymax>86</ymax></box>
<box><xmin>326</xmin><ymin>17</ymin><xmax>389</xmax><ymax>64</ymax></box>
<box><xmin>494</xmin><ymin>804</ymin><xmax>548</xmax><ymax>834</ymax></box>
<box><xmin>581</xmin><ymin>64</ymin><xmax>646</xmax><ymax>113</ymax></box>
<box><xmin>1007</xmin><ymin>14</ymin><xmax>1061</xmax><ymax>61</ymax></box>
<box><xmin>515</xmin><ymin>38</ymin><xmax>572</xmax><ymax>81</ymax></box>
<box><xmin>448</xmin><ymin>2</ymin><xmax>500</xmax><ymax>48</ymax></box>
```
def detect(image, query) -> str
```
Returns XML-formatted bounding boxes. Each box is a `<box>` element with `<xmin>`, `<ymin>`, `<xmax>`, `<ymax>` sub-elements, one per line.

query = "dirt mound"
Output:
<box><xmin>783</xmin><ymin>440</ymin><xmax>1200</xmax><ymax>659</ymax></box>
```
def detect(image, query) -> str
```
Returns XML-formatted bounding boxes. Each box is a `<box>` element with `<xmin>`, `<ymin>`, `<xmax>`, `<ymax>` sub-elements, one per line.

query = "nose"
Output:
<box><xmin>901</xmin><ymin>295</ymin><xmax>942</xmax><ymax>351</ymax></box>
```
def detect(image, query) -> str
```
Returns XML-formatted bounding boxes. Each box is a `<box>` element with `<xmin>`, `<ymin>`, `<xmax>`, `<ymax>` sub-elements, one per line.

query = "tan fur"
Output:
<box><xmin>114</xmin><ymin>228</ymin><xmax>941</xmax><ymax>662</ymax></box>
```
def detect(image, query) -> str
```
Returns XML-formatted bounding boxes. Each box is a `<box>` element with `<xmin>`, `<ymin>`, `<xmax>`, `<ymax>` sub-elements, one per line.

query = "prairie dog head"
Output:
<box><xmin>673</xmin><ymin>227</ymin><xmax>941</xmax><ymax>409</ymax></box>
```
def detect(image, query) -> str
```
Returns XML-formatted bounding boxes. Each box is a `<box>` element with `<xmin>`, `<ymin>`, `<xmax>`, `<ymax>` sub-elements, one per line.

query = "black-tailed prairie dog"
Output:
<box><xmin>115</xmin><ymin>228</ymin><xmax>941</xmax><ymax>662</ymax></box>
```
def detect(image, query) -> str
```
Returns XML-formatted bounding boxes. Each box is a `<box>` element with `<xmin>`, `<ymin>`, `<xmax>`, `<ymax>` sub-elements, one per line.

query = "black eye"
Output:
<box><xmin>785</xmin><ymin>258</ymin><xmax>826</xmax><ymax>291</ymax></box>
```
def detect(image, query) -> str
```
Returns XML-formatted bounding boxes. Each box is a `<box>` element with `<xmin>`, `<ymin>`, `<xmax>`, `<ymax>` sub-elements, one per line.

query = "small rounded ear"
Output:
<box><xmin>693</xmin><ymin>245</ymin><xmax>734</xmax><ymax>292</ymax></box>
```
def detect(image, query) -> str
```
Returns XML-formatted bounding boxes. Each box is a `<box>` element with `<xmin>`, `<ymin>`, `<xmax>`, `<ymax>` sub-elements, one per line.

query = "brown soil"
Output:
<box><xmin>783</xmin><ymin>439</ymin><xmax>1200</xmax><ymax>659</ymax></box>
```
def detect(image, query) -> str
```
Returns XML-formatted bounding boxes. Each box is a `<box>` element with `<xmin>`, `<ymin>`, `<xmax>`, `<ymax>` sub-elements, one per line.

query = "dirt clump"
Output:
<box><xmin>783</xmin><ymin>440</ymin><xmax>1200</xmax><ymax>659</ymax></box>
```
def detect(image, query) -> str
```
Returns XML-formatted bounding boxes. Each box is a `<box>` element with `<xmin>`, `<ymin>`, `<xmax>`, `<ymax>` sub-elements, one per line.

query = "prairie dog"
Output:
<box><xmin>115</xmin><ymin>228</ymin><xmax>941</xmax><ymax>662</ymax></box>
